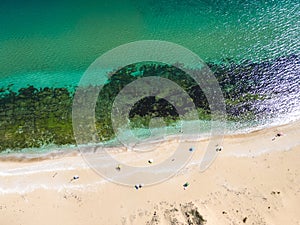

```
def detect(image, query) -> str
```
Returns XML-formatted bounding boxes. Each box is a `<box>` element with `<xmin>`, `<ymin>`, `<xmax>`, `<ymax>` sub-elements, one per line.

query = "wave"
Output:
<box><xmin>0</xmin><ymin>148</ymin><xmax>80</xmax><ymax>162</ymax></box>
<box><xmin>0</xmin><ymin>180</ymin><xmax>108</xmax><ymax>195</ymax></box>
<box><xmin>1</xmin><ymin>114</ymin><xmax>300</xmax><ymax>162</ymax></box>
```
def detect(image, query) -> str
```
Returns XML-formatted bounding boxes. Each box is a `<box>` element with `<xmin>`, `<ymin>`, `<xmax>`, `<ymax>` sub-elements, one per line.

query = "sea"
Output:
<box><xmin>0</xmin><ymin>0</ymin><xmax>299</xmax><ymax>154</ymax></box>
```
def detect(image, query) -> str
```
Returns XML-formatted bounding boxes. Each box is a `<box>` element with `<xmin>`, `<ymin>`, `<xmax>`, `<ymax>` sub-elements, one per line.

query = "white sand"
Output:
<box><xmin>0</xmin><ymin>120</ymin><xmax>299</xmax><ymax>225</ymax></box>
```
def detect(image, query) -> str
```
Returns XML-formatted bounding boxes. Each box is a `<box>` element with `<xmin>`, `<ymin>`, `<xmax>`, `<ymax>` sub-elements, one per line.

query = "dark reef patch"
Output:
<box><xmin>0</xmin><ymin>54</ymin><xmax>299</xmax><ymax>152</ymax></box>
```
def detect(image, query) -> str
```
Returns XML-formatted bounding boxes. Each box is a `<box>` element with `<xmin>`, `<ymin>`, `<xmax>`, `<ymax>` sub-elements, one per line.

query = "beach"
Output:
<box><xmin>0</xmin><ymin>120</ymin><xmax>299</xmax><ymax>225</ymax></box>
<box><xmin>1</xmin><ymin>0</ymin><xmax>299</xmax><ymax>224</ymax></box>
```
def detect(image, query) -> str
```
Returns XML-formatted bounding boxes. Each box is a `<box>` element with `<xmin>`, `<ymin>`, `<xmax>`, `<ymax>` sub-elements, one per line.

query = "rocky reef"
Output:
<box><xmin>1</xmin><ymin>54</ymin><xmax>298</xmax><ymax>152</ymax></box>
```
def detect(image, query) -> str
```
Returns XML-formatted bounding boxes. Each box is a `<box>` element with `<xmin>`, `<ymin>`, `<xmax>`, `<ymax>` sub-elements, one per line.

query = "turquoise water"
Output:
<box><xmin>0</xmin><ymin>0</ymin><xmax>299</xmax><ymax>153</ymax></box>
<box><xmin>0</xmin><ymin>0</ymin><xmax>299</xmax><ymax>89</ymax></box>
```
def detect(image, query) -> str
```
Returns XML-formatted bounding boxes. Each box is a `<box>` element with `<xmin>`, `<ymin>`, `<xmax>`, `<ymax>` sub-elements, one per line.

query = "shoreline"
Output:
<box><xmin>1</xmin><ymin>118</ymin><xmax>299</xmax><ymax>162</ymax></box>
<box><xmin>1</xmin><ymin>119</ymin><xmax>299</xmax><ymax>184</ymax></box>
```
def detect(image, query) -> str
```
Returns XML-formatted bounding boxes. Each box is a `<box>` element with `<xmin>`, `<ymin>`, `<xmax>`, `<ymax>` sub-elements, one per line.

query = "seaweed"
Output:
<box><xmin>1</xmin><ymin>54</ymin><xmax>298</xmax><ymax>151</ymax></box>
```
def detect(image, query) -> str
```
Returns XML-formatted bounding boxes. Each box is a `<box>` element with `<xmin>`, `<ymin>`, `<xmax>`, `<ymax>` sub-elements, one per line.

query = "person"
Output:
<box><xmin>183</xmin><ymin>182</ymin><xmax>189</xmax><ymax>190</ymax></box>
<box><xmin>69</xmin><ymin>175</ymin><xmax>79</xmax><ymax>183</ymax></box>
<box><xmin>216</xmin><ymin>146</ymin><xmax>223</xmax><ymax>152</ymax></box>
<box><xmin>116</xmin><ymin>164</ymin><xmax>121</xmax><ymax>171</ymax></box>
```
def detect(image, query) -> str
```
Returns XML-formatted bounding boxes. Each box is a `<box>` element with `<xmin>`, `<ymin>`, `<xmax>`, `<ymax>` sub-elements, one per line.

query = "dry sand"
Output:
<box><xmin>0</xmin><ymin>120</ymin><xmax>299</xmax><ymax>225</ymax></box>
